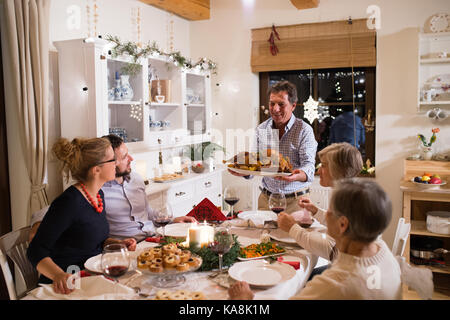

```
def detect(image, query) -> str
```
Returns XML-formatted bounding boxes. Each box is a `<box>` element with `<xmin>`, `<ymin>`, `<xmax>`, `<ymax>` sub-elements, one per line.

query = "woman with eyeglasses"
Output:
<box><xmin>27</xmin><ymin>137</ymin><xmax>136</xmax><ymax>294</ymax></box>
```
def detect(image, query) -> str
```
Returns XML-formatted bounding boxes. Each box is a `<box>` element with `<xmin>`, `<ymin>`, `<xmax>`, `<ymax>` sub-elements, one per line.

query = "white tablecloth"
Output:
<box><xmin>24</xmin><ymin>225</ymin><xmax>320</xmax><ymax>300</ymax></box>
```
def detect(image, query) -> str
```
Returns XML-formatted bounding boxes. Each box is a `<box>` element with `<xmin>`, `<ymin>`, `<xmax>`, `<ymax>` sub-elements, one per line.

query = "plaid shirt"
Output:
<box><xmin>254</xmin><ymin>115</ymin><xmax>317</xmax><ymax>194</ymax></box>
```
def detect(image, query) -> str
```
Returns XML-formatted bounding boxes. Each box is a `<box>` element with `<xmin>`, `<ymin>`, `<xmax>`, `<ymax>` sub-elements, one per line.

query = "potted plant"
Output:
<box><xmin>183</xmin><ymin>142</ymin><xmax>225</xmax><ymax>173</ymax></box>
<box><xmin>418</xmin><ymin>128</ymin><xmax>439</xmax><ymax>160</ymax></box>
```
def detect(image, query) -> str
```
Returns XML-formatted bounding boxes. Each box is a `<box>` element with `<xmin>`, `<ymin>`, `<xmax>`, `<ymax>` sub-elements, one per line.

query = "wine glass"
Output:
<box><xmin>154</xmin><ymin>203</ymin><xmax>174</xmax><ymax>238</ymax></box>
<box><xmin>268</xmin><ymin>192</ymin><xmax>286</xmax><ymax>215</ymax></box>
<box><xmin>224</xmin><ymin>186</ymin><xmax>240</xmax><ymax>218</ymax></box>
<box><xmin>208</xmin><ymin>226</ymin><xmax>233</xmax><ymax>273</ymax></box>
<box><xmin>101</xmin><ymin>243</ymin><xmax>130</xmax><ymax>292</ymax></box>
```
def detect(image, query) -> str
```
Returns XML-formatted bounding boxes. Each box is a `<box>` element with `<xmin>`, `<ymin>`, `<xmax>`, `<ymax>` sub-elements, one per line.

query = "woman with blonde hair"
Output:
<box><xmin>277</xmin><ymin>142</ymin><xmax>363</xmax><ymax>273</ymax></box>
<box><xmin>27</xmin><ymin>137</ymin><xmax>136</xmax><ymax>294</ymax></box>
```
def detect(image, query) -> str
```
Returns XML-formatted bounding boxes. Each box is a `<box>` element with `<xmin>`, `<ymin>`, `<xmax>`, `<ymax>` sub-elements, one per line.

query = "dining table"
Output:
<box><xmin>24</xmin><ymin>214</ymin><xmax>327</xmax><ymax>300</ymax></box>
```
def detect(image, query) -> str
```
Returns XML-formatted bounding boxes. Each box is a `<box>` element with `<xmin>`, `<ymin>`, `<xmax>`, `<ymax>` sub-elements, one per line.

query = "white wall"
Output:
<box><xmin>190</xmin><ymin>0</ymin><xmax>450</xmax><ymax>247</ymax></box>
<box><xmin>5</xmin><ymin>0</ymin><xmax>191</xmax><ymax>229</ymax></box>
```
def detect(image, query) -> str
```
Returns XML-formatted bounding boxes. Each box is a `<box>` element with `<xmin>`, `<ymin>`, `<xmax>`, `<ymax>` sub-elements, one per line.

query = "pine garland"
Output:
<box><xmin>105</xmin><ymin>35</ymin><xmax>218</xmax><ymax>76</ymax></box>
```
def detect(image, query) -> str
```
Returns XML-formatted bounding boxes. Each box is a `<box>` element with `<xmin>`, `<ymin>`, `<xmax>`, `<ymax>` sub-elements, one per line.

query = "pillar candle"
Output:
<box><xmin>188</xmin><ymin>223</ymin><xmax>214</xmax><ymax>249</ymax></box>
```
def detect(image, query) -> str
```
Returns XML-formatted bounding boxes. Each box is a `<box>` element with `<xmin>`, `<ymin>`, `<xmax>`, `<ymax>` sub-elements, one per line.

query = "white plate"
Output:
<box><xmin>430</xmin><ymin>13</ymin><xmax>450</xmax><ymax>33</ymax></box>
<box><xmin>410</xmin><ymin>178</ymin><xmax>447</xmax><ymax>188</ymax></box>
<box><xmin>238</xmin><ymin>211</ymin><xmax>278</xmax><ymax>222</ymax></box>
<box><xmin>268</xmin><ymin>229</ymin><xmax>297</xmax><ymax>244</ymax></box>
<box><xmin>228</xmin><ymin>260</ymin><xmax>296</xmax><ymax>287</ymax></box>
<box><xmin>156</xmin><ymin>223</ymin><xmax>192</xmax><ymax>238</ymax></box>
<box><xmin>84</xmin><ymin>254</ymin><xmax>103</xmax><ymax>274</ymax></box>
<box><xmin>227</xmin><ymin>166</ymin><xmax>292</xmax><ymax>177</ymax></box>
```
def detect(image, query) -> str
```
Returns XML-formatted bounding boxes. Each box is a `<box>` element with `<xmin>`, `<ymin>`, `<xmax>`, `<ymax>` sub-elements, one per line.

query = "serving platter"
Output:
<box><xmin>227</xmin><ymin>166</ymin><xmax>292</xmax><ymax>177</ymax></box>
<box><xmin>228</xmin><ymin>260</ymin><xmax>296</xmax><ymax>287</ymax></box>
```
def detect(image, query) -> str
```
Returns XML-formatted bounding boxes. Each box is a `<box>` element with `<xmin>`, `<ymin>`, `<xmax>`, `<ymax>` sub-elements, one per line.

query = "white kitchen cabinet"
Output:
<box><xmin>418</xmin><ymin>32</ymin><xmax>450</xmax><ymax>112</ymax></box>
<box><xmin>54</xmin><ymin>37</ymin><xmax>221</xmax><ymax>212</ymax></box>
<box><xmin>146</xmin><ymin>170</ymin><xmax>224</xmax><ymax>218</ymax></box>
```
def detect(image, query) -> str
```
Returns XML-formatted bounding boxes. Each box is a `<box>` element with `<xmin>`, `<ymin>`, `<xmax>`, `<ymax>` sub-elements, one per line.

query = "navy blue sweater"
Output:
<box><xmin>27</xmin><ymin>186</ymin><xmax>109</xmax><ymax>283</ymax></box>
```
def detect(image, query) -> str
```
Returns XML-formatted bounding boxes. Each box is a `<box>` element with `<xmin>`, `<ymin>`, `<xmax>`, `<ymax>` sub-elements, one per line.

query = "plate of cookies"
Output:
<box><xmin>136</xmin><ymin>243</ymin><xmax>202</xmax><ymax>275</ymax></box>
<box><xmin>154</xmin><ymin>289</ymin><xmax>206</xmax><ymax>300</ymax></box>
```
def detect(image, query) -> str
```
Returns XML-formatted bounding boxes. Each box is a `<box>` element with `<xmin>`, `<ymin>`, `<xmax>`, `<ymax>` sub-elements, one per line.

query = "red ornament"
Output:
<box><xmin>268</xmin><ymin>24</ymin><xmax>280</xmax><ymax>56</ymax></box>
<box><xmin>80</xmin><ymin>183</ymin><xmax>103</xmax><ymax>213</ymax></box>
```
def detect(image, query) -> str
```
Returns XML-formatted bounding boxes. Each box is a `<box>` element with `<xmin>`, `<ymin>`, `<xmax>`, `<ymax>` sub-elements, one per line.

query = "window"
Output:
<box><xmin>259</xmin><ymin>67</ymin><xmax>376</xmax><ymax>167</ymax></box>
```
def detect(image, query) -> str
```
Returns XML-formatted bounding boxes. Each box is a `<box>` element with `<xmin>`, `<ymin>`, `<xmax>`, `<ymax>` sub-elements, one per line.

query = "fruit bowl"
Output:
<box><xmin>411</xmin><ymin>178</ymin><xmax>447</xmax><ymax>189</ymax></box>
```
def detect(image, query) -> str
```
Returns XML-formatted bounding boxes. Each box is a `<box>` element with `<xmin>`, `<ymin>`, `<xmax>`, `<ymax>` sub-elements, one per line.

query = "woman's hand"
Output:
<box><xmin>277</xmin><ymin>212</ymin><xmax>296</xmax><ymax>233</ymax></box>
<box><xmin>173</xmin><ymin>216</ymin><xmax>197</xmax><ymax>223</ymax></box>
<box><xmin>228</xmin><ymin>281</ymin><xmax>254</xmax><ymax>300</ymax></box>
<box><xmin>52</xmin><ymin>272</ymin><xmax>74</xmax><ymax>295</ymax></box>
<box><xmin>122</xmin><ymin>238</ymin><xmax>137</xmax><ymax>251</ymax></box>
<box><xmin>297</xmin><ymin>196</ymin><xmax>318</xmax><ymax>215</ymax></box>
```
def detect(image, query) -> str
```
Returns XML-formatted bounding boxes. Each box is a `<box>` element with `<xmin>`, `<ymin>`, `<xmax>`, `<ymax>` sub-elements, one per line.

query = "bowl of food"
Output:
<box><xmin>192</xmin><ymin>162</ymin><xmax>205</xmax><ymax>173</ymax></box>
<box><xmin>411</xmin><ymin>173</ymin><xmax>446</xmax><ymax>189</ymax></box>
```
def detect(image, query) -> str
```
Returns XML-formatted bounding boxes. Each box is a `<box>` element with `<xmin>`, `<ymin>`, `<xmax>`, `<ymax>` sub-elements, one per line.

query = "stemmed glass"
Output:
<box><xmin>101</xmin><ymin>243</ymin><xmax>130</xmax><ymax>292</ymax></box>
<box><xmin>208</xmin><ymin>226</ymin><xmax>234</xmax><ymax>273</ymax></box>
<box><xmin>224</xmin><ymin>186</ymin><xmax>240</xmax><ymax>218</ymax></box>
<box><xmin>154</xmin><ymin>203</ymin><xmax>174</xmax><ymax>238</ymax></box>
<box><xmin>268</xmin><ymin>192</ymin><xmax>286</xmax><ymax>215</ymax></box>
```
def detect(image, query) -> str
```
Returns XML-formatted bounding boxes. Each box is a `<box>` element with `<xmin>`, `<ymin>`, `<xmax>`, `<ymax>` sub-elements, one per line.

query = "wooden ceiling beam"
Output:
<box><xmin>290</xmin><ymin>0</ymin><xmax>320</xmax><ymax>10</ymax></box>
<box><xmin>139</xmin><ymin>0</ymin><xmax>210</xmax><ymax>21</ymax></box>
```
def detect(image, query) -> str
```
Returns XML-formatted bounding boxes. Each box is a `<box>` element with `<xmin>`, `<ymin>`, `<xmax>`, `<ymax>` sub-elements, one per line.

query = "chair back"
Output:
<box><xmin>0</xmin><ymin>227</ymin><xmax>38</xmax><ymax>300</ymax></box>
<box><xmin>392</xmin><ymin>218</ymin><xmax>411</xmax><ymax>257</ymax></box>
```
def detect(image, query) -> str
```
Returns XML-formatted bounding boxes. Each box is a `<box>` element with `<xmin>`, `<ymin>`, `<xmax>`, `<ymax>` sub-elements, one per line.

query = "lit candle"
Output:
<box><xmin>188</xmin><ymin>222</ymin><xmax>214</xmax><ymax>249</ymax></box>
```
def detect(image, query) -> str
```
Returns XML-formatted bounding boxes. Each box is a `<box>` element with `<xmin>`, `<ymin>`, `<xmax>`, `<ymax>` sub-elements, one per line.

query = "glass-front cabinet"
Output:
<box><xmin>54</xmin><ymin>38</ymin><xmax>212</xmax><ymax>152</ymax></box>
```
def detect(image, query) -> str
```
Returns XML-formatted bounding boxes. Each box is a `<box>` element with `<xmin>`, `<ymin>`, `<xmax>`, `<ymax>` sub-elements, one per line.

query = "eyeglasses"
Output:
<box><xmin>96</xmin><ymin>158</ymin><xmax>116</xmax><ymax>166</ymax></box>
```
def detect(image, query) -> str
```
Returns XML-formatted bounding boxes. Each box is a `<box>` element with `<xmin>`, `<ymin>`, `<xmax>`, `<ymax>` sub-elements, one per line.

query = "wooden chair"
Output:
<box><xmin>392</xmin><ymin>217</ymin><xmax>411</xmax><ymax>257</ymax></box>
<box><xmin>0</xmin><ymin>227</ymin><xmax>38</xmax><ymax>300</ymax></box>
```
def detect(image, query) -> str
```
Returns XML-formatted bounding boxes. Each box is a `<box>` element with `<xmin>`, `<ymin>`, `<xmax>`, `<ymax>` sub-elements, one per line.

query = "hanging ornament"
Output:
<box><xmin>129</xmin><ymin>104</ymin><xmax>143</xmax><ymax>122</ymax></box>
<box><xmin>268</xmin><ymin>24</ymin><xmax>280</xmax><ymax>56</ymax></box>
<box><xmin>93</xmin><ymin>0</ymin><xmax>98</xmax><ymax>37</ymax></box>
<box><xmin>303</xmin><ymin>70</ymin><xmax>319</xmax><ymax>124</ymax></box>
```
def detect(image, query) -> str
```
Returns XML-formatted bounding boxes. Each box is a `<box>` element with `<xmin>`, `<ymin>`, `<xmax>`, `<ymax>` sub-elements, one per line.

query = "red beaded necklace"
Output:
<box><xmin>80</xmin><ymin>183</ymin><xmax>103</xmax><ymax>213</ymax></box>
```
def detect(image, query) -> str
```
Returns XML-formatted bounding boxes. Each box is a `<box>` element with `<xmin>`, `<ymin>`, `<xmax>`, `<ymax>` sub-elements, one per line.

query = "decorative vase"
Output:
<box><xmin>113</xmin><ymin>78</ymin><xmax>122</xmax><ymax>100</ymax></box>
<box><xmin>421</xmin><ymin>146</ymin><xmax>433</xmax><ymax>160</ymax></box>
<box><xmin>120</xmin><ymin>75</ymin><xmax>134</xmax><ymax>101</ymax></box>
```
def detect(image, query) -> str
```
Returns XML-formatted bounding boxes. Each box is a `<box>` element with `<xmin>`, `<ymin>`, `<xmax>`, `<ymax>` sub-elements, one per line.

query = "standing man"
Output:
<box><xmin>30</xmin><ymin>134</ymin><xmax>196</xmax><ymax>242</ymax></box>
<box><xmin>229</xmin><ymin>81</ymin><xmax>317</xmax><ymax>213</ymax></box>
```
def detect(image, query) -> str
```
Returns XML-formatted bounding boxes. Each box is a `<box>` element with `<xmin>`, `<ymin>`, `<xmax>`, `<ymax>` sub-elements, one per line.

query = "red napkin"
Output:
<box><xmin>277</xmin><ymin>257</ymin><xmax>300</xmax><ymax>270</ymax></box>
<box><xmin>187</xmin><ymin>198</ymin><xmax>227</xmax><ymax>222</ymax></box>
<box><xmin>80</xmin><ymin>270</ymin><xmax>92</xmax><ymax>278</ymax></box>
<box><xmin>146</xmin><ymin>236</ymin><xmax>162</xmax><ymax>243</ymax></box>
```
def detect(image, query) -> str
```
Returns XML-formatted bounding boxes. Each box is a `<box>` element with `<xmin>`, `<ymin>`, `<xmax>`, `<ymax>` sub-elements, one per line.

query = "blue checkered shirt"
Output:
<box><xmin>253</xmin><ymin>115</ymin><xmax>317</xmax><ymax>194</ymax></box>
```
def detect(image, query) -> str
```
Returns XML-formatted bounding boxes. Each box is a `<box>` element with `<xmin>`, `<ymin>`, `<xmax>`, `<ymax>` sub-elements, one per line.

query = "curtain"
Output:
<box><xmin>0</xmin><ymin>0</ymin><xmax>50</xmax><ymax>221</ymax></box>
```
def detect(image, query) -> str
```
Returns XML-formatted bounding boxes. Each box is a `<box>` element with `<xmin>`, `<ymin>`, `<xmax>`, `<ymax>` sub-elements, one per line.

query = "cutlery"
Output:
<box><xmin>132</xmin><ymin>286</ymin><xmax>151</xmax><ymax>298</ymax></box>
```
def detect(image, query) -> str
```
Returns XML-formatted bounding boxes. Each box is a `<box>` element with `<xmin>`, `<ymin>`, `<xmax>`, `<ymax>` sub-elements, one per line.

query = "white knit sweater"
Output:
<box><xmin>291</xmin><ymin>239</ymin><xmax>403</xmax><ymax>300</ymax></box>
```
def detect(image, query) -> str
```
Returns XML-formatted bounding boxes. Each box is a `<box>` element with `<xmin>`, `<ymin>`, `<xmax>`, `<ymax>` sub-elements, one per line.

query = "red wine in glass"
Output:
<box><xmin>105</xmin><ymin>265</ymin><xmax>128</xmax><ymax>278</ymax></box>
<box><xmin>271</xmin><ymin>207</ymin><xmax>285</xmax><ymax>214</ymax></box>
<box><xmin>153</xmin><ymin>218</ymin><xmax>171</xmax><ymax>228</ymax></box>
<box><xmin>224</xmin><ymin>197</ymin><xmax>239</xmax><ymax>207</ymax></box>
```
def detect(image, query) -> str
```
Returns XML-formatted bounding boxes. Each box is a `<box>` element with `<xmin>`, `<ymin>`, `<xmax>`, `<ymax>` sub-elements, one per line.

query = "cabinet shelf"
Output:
<box><xmin>148</xmin><ymin>102</ymin><xmax>180</xmax><ymax>107</ymax></box>
<box><xmin>411</xmin><ymin>262</ymin><xmax>450</xmax><ymax>275</ymax></box>
<box><xmin>419</xmin><ymin>101</ymin><xmax>450</xmax><ymax>105</ymax></box>
<box><xmin>108</xmin><ymin>100</ymin><xmax>142</xmax><ymax>105</ymax></box>
<box><xmin>420</xmin><ymin>58</ymin><xmax>450</xmax><ymax>64</ymax></box>
<box><xmin>411</xmin><ymin>220</ymin><xmax>450</xmax><ymax>238</ymax></box>
<box><xmin>187</xmin><ymin>104</ymin><xmax>205</xmax><ymax>108</ymax></box>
